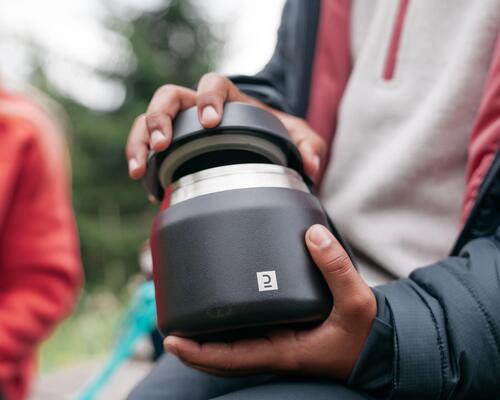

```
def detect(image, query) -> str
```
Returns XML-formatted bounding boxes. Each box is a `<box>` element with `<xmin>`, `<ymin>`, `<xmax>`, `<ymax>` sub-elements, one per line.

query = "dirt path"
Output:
<box><xmin>30</xmin><ymin>359</ymin><xmax>152</xmax><ymax>400</ymax></box>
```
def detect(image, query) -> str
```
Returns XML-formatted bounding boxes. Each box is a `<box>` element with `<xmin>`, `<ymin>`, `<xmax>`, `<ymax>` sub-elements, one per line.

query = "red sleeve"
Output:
<box><xmin>0</xmin><ymin>113</ymin><xmax>83</xmax><ymax>384</ymax></box>
<box><xmin>306</xmin><ymin>0</ymin><xmax>351</xmax><ymax>186</ymax></box>
<box><xmin>463</xmin><ymin>34</ymin><xmax>500</xmax><ymax>222</ymax></box>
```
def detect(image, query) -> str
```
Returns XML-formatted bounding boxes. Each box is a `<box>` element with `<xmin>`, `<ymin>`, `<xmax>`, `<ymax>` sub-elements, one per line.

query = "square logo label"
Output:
<box><xmin>256</xmin><ymin>270</ymin><xmax>278</xmax><ymax>292</ymax></box>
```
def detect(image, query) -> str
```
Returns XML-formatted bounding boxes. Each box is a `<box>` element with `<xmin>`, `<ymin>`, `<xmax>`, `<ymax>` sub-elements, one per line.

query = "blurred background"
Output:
<box><xmin>0</xmin><ymin>0</ymin><xmax>284</xmax><ymax>397</ymax></box>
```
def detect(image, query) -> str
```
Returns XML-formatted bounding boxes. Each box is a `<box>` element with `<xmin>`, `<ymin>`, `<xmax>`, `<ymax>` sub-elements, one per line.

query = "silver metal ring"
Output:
<box><xmin>170</xmin><ymin>163</ymin><xmax>309</xmax><ymax>205</ymax></box>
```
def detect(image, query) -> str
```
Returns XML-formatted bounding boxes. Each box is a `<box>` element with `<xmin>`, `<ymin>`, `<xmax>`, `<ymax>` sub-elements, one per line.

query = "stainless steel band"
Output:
<box><xmin>170</xmin><ymin>163</ymin><xmax>310</xmax><ymax>205</ymax></box>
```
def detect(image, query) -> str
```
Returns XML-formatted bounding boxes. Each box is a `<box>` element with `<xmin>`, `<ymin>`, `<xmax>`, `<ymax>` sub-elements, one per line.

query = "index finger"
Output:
<box><xmin>196</xmin><ymin>73</ymin><xmax>246</xmax><ymax>128</ymax></box>
<box><xmin>145</xmin><ymin>85</ymin><xmax>197</xmax><ymax>151</ymax></box>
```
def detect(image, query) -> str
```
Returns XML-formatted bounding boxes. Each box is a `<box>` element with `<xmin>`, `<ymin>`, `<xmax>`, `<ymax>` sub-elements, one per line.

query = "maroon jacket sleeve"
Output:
<box><xmin>462</xmin><ymin>34</ymin><xmax>500</xmax><ymax>222</ymax></box>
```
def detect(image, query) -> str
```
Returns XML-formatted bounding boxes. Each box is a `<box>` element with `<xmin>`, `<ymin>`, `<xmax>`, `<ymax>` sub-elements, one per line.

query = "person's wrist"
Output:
<box><xmin>347</xmin><ymin>288</ymin><xmax>394</xmax><ymax>395</ymax></box>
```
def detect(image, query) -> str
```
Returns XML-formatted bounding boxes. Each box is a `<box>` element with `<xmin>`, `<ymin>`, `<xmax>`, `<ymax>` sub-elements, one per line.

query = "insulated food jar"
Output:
<box><xmin>144</xmin><ymin>102</ymin><xmax>334</xmax><ymax>340</ymax></box>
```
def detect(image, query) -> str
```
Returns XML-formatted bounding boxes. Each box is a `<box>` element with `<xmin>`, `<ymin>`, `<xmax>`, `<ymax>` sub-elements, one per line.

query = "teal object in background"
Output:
<box><xmin>77</xmin><ymin>281</ymin><xmax>157</xmax><ymax>400</ymax></box>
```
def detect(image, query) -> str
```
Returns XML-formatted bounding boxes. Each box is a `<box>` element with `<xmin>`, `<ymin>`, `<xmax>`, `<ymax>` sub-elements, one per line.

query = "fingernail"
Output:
<box><xmin>128</xmin><ymin>158</ymin><xmax>139</xmax><ymax>173</ymax></box>
<box><xmin>164</xmin><ymin>336</ymin><xmax>178</xmax><ymax>355</ymax></box>
<box><xmin>312</xmin><ymin>154</ymin><xmax>321</xmax><ymax>171</ymax></box>
<box><xmin>151</xmin><ymin>130</ymin><xmax>165</xmax><ymax>147</ymax></box>
<box><xmin>201</xmin><ymin>105</ymin><xmax>218</xmax><ymax>124</ymax></box>
<box><xmin>308</xmin><ymin>225</ymin><xmax>332</xmax><ymax>249</ymax></box>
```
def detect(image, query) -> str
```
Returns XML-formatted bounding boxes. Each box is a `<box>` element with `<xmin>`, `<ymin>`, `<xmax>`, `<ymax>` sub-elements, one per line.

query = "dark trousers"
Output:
<box><xmin>128</xmin><ymin>354</ymin><xmax>371</xmax><ymax>400</ymax></box>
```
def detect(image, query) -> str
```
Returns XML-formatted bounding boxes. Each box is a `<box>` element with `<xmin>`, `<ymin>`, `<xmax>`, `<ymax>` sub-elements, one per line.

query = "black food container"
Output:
<box><xmin>144</xmin><ymin>102</ymin><xmax>333</xmax><ymax>340</ymax></box>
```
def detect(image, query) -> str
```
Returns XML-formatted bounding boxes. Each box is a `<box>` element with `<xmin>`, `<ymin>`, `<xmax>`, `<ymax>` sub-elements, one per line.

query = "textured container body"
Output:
<box><xmin>151</xmin><ymin>187</ymin><xmax>332</xmax><ymax>340</ymax></box>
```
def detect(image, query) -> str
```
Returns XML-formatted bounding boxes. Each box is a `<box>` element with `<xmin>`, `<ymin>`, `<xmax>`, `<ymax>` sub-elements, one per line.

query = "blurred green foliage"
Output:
<box><xmin>37</xmin><ymin>0</ymin><xmax>220</xmax><ymax>291</ymax></box>
<box><xmin>40</xmin><ymin>290</ymin><xmax>125</xmax><ymax>372</ymax></box>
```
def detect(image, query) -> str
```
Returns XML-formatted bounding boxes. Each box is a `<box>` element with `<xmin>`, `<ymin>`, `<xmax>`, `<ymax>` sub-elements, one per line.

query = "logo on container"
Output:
<box><xmin>256</xmin><ymin>270</ymin><xmax>278</xmax><ymax>292</ymax></box>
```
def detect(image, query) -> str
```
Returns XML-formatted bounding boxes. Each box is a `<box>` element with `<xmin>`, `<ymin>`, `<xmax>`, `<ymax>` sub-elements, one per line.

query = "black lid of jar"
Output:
<box><xmin>143</xmin><ymin>102</ymin><xmax>304</xmax><ymax>200</ymax></box>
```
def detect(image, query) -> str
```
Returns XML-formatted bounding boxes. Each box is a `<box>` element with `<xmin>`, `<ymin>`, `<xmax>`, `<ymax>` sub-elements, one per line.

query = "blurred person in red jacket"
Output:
<box><xmin>0</xmin><ymin>89</ymin><xmax>83</xmax><ymax>400</ymax></box>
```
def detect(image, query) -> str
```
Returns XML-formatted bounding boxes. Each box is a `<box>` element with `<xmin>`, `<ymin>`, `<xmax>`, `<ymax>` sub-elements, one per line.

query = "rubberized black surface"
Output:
<box><xmin>151</xmin><ymin>187</ymin><xmax>333</xmax><ymax>340</ymax></box>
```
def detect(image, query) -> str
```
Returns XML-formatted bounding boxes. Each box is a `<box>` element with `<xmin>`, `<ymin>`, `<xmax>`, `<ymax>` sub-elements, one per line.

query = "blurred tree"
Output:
<box><xmin>35</xmin><ymin>0</ymin><xmax>220</xmax><ymax>291</ymax></box>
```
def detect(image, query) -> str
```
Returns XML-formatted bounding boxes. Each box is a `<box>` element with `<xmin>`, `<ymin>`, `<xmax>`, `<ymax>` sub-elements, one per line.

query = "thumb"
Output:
<box><xmin>305</xmin><ymin>224</ymin><xmax>372</xmax><ymax>317</ymax></box>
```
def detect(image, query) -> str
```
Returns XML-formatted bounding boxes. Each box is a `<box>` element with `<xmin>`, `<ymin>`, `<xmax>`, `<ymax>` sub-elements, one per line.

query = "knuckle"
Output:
<box><xmin>298</xmin><ymin>138</ymin><xmax>313</xmax><ymax>152</ymax></box>
<box><xmin>324</xmin><ymin>253</ymin><xmax>351</xmax><ymax>274</ymax></box>
<box><xmin>292</xmin><ymin>117</ymin><xmax>306</xmax><ymax>131</ymax></box>
<box><xmin>347</xmin><ymin>292</ymin><xmax>375</xmax><ymax>317</ymax></box>
<box><xmin>155</xmin><ymin>84</ymin><xmax>177</xmax><ymax>97</ymax></box>
<box><xmin>133</xmin><ymin>113</ymin><xmax>145</xmax><ymax>125</ymax></box>
<box><xmin>197</xmin><ymin>91</ymin><xmax>225</xmax><ymax>106</ymax></box>
<box><xmin>198</xmin><ymin>73</ymin><xmax>230</xmax><ymax>101</ymax></box>
<box><xmin>145</xmin><ymin>112</ymin><xmax>171</xmax><ymax>133</ymax></box>
<box><xmin>314</xmin><ymin>135</ymin><xmax>327</xmax><ymax>151</ymax></box>
<box><xmin>307</xmin><ymin>132</ymin><xmax>326</xmax><ymax>154</ymax></box>
<box><xmin>200</xmin><ymin>71</ymin><xmax>224</xmax><ymax>82</ymax></box>
<box><xmin>145</xmin><ymin>111</ymin><xmax>164</xmax><ymax>126</ymax></box>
